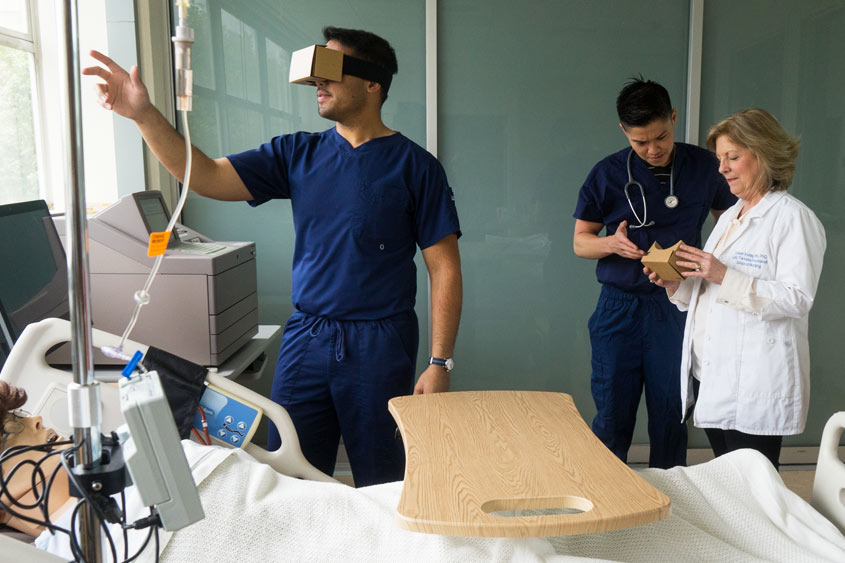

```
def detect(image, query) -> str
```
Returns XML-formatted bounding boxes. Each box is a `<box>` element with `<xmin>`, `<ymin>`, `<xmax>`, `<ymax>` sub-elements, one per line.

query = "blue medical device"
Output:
<box><xmin>193</xmin><ymin>383</ymin><xmax>263</xmax><ymax>448</ymax></box>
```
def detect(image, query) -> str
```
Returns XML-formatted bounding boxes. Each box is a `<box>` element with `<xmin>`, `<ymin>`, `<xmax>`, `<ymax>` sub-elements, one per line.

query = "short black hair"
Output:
<box><xmin>323</xmin><ymin>26</ymin><xmax>398</xmax><ymax>103</ymax></box>
<box><xmin>616</xmin><ymin>76</ymin><xmax>673</xmax><ymax>128</ymax></box>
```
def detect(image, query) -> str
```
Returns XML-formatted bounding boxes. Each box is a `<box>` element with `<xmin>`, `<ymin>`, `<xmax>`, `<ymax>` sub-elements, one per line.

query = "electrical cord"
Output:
<box><xmin>120</xmin><ymin>518</ymin><xmax>156</xmax><ymax>563</ymax></box>
<box><xmin>3</xmin><ymin>449</ymin><xmax>53</xmax><ymax>509</ymax></box>
<box><xmin>1</xmin><ymin>436</ymin><xmax>170</xmax><ymax>562</ymax></box>
<box><xmin>68</xmin><ymin>499</ymin><xmax>86</xmax><ymax>562</ymax></box>
<box><xmin>40</xmin><ymin>449</ymin><xmax>70</xmax><ymax>529</ymax></box>
<box><xmin>59</xmin><ymin>442</ymin><xmax>167</xmax><ymax>563</ymax></box>
<box><xmin>121</xmin><ymin>489</ymin><xmax>129</xmax><ymax>562</ymax></box>
<box><xmin>9</xmin><ymin>449</ymin><xmax>62</xmax><ymax>528</ymax></box>
<box><xmin>69</xmin><ymin>497</ymin><xmax>118</xmax><ymax>563</ymax></box>
<box><xmin>0</xmin><ymin>440</ymin><xmax>74</xmax><ymax>536</ymax></box>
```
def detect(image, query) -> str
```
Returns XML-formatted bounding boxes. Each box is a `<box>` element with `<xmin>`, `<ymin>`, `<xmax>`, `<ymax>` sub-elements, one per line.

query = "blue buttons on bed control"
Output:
<box><xmin>193</xmin><ymin>384</ymin><xmax>263</xmax><ymax>448</ymax></box>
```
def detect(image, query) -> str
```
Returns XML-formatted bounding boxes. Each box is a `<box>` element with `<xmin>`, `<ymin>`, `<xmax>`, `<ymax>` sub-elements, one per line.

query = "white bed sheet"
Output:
<box><xmin>37</xmin><ymin>442</ymin><xmax>845</xmax><ymax>562</ymax></box>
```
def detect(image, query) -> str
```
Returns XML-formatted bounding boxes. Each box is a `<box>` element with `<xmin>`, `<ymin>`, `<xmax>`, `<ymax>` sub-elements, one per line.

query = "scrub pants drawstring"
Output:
<box><xmin>308</xmin><ymin>316</ymin><xmax>346</xmax><ymax>362</ymax></box>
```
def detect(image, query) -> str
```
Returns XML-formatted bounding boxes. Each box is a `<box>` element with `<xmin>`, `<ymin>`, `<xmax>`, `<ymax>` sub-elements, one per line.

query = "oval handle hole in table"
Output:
<box><xmin>482</xmin><ymin>495</ymin><xmax>594</xmax><ymax>518</ymax></box>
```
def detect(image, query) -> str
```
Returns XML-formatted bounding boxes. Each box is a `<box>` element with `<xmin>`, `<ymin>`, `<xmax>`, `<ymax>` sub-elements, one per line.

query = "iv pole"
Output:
<box><xmin>61</xmin><ymin>0</ymin><xmax>105</xmax><ymax>560</ymax></box>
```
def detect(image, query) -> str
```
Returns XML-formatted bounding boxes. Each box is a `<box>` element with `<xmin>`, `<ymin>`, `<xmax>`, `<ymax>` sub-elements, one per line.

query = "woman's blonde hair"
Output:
<box><xmin>706</xmin><ymin>108</ymin><xmax>799</xmax><ymax>193</ymax></box>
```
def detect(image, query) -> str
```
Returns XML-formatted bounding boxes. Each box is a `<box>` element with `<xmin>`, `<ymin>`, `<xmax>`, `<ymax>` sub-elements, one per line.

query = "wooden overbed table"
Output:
<box><xmin>389</xmin><ymin>391</ymin><xmax>671</xmax><ymax>537</ymax></box>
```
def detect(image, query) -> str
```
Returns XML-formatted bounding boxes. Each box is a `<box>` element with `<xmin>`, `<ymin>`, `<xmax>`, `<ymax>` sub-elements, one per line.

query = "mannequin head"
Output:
<box><xmin>1</xmin><ymin>381</ymin><xmax>71</xmax><ymax>536</ymax></box>
<box><xmin>2</xmin><ymin>413</ymin><xmax>60</xmax><ymax>451</ymax></box>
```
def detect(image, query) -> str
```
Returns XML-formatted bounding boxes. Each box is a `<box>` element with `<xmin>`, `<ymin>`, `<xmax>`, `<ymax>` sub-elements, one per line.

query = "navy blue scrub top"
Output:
<box><xmin>227</xmin><ymin>128</ymin><xmax>461</xmax><ymax>320</ymax></box>
<box><xmin>574</xmin><ymin>143</ymin><xmax>735</xmax><ymax>294</ymax></box>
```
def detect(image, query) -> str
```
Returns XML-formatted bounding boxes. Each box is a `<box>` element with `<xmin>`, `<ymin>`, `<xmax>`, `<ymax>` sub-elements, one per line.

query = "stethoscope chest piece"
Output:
<box><xmin>664</xmin><ymin>195</ymin><xmax>679</xmax><ymax>209</ymax></box>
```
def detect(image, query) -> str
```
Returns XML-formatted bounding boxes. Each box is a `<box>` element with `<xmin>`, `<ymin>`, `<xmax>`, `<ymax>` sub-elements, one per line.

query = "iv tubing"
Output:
<box><xmin>107</xmin><ymin>110</ymin><xmax>192</xmax><ymax>356</ymax></box>
<box><xmin>102</xmin><ymin>0</ymin><xmax>194</xmax><ymax>359</ymax></box>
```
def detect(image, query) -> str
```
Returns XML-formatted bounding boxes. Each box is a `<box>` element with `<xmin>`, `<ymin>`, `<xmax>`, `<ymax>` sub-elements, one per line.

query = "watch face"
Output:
<box><xmin>430</xmin><ymin>357</ymin><xmax>454</xmax><ymax>371</ymax></box>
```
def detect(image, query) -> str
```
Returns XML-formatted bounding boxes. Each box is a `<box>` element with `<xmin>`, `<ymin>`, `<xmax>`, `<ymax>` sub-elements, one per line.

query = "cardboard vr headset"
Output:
<box><xmin>641</xmin><ymin>241</ymin><xmax>692</xmax><ymax>281</ymax></box>
<box><xmin>289</xmin><ymin>45</ymin><xmax>393</xmax><ymax>91</ymax></box>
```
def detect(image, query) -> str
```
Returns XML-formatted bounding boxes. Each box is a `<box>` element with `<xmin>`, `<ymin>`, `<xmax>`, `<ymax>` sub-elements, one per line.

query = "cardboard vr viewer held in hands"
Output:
<box><xmin>289</xmin><ymin>44</ymin><xmax>392</xmax><ymax>91</ymax></box>
<box><xmin>641</xmin><ymin>241</ymin><xmax>692</xmax><ymax>281</ymax></box>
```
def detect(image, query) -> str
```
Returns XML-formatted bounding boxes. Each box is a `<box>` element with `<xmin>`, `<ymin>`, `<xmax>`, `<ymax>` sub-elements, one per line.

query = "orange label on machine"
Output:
<box><xmin>147</xmin><ymin>231</ymin><xmax>171</xmax><ymax>257</ymax></box>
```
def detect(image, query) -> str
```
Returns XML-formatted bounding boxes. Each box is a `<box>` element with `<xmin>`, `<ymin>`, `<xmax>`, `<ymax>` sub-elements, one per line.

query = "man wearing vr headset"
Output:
<box><xmin>572</xmin><ymin>78</ymin><xmax>734</xmax><ymax>470</ymax></box>
<box><xmin>83</xmin><ymin>27</ymin><xmax>462</xmax><ymax>487</ymax></box>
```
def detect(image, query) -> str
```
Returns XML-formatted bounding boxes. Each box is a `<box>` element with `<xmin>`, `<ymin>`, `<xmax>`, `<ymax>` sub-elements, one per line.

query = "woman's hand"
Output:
<box><xmin>643</xmin><ymin>266</ymin><xmax>680</xmax><ymax>293</ymax></box>
<box><xmin>675</xmin><ymin>244</ymin><xmax>727</xmax><ymax>284</ymax></box>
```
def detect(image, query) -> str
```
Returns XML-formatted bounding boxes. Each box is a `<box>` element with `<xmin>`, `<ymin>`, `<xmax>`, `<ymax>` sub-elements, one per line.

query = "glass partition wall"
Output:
<box><xmin>176</xmin><ymin>0</ymin><xmax>843</xmax><ymax>451</ymax></box>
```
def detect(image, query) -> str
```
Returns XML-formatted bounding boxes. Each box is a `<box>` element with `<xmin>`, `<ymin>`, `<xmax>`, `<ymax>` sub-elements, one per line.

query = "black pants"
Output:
<box><xmin>692</xmin><ymin>378</ymin><xmax>784</xmax><ymax>470</ymax></box>
<box><xmin>703</xmin><ymin>428</ymin><xmax>783</xmax><ymax>471</ymax></box>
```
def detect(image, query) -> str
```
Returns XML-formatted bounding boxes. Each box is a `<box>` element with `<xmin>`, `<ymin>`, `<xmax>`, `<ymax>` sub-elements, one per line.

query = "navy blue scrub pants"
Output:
<box><xmin>267</xmin><ymin>309</ymin><xmax>418</xmax><ymax>487</ymax></box>
<box><xmin>588</xmin><ymin>285</ymin><xmax>687</xmax><ymax>468</ymax></box>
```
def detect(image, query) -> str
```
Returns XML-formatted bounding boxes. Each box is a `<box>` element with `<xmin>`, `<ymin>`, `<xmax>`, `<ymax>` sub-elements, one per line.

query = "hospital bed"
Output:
<box><xmin>2</xmin><ymin>319</ymin><xmax>845</xmax><ymax>562</ymax></box>
<box><xmin>0</xmin><ymin>318</ymin><xmax>334</xmax><ymax>482</ymax></box>
<box><xmin>0</xmin><ymin>318</ymin><xmax>335</xmax><ymax>561</ymax></box>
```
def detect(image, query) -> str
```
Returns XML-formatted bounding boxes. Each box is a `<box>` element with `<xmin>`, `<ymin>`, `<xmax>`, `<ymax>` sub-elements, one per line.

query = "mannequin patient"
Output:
<box><xmin>1</xmin><ymin>381</ymin><xmax>73</xmax><ymax>536</ymax></box>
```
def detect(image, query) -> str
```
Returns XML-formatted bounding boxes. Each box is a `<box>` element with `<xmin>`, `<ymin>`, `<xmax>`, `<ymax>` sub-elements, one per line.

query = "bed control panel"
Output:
<box><xmin>192</xmin><ymin>384</ymin><xmax>263</xmax><ymax>448</ymax></box>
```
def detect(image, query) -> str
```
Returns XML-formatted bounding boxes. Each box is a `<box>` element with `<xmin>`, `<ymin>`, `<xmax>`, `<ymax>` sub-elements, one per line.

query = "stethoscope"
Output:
<box><xmin>623</xmin><ymin>148</ymin><xmax>678</xmax><ymax>229</ymax></box>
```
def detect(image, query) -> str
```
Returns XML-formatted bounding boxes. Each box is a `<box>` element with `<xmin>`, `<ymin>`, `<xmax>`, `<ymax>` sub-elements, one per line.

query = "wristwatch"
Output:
<box><xmin>429</xmin><ymin>356</ymin><xmax>454</xmax><ymax>372</ymax></box>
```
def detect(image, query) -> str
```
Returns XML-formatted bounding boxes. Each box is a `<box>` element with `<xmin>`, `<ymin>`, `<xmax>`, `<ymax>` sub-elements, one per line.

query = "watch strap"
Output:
<box><xmin>429</xmin><ymin>356</ymin><xmax>453</xmax><ymax>372</ymax></box>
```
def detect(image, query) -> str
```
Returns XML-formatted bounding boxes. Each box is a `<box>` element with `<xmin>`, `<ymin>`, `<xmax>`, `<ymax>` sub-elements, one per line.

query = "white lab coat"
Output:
<box><xmin>672</xmin><ymin>191</ymin><xmax>825</xmax><ymax>435</ymax></box>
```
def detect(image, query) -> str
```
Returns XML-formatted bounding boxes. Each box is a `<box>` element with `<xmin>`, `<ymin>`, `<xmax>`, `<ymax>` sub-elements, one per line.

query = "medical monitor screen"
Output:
<box><xmin>0</xmin><ymin>200</ymin><xmax>69</xmax><ymax>367</ymax></box>
<box><xmin>134</xmin><ymin>191</ymin><xmax>173</xmax><ymax>235</ymax></box>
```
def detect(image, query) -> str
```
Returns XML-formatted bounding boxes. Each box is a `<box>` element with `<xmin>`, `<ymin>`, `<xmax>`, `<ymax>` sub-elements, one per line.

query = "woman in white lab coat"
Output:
<box><xmin>646</xmin><ymin>108</ymin><xmax>826</xmax><ymax>470</ymax></box>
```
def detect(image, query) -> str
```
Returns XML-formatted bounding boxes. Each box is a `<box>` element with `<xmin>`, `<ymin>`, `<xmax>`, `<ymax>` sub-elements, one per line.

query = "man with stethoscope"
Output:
<box><xmin>573</xmin><ymin>77</ymin><xmax>735</xmax><ymax>469</ymax></box>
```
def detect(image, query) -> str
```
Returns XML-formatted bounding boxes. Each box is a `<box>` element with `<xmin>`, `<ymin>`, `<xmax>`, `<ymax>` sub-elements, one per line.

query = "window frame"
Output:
<box><xmin>0</xmin><ymin>0</ymin><xmax>52</xmax><ymax>208</ymax></box>
<box><xmin>1</xmin><ymin>0</ymin><xmax>170</xmax><ymax>213</ymax></box>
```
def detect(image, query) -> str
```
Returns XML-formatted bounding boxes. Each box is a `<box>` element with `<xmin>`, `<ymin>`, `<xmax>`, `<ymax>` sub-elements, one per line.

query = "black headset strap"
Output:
<box><xmin>342</xmin><ymin>55</ymin><xmax>393</xmax><ymax>92</ymax></box>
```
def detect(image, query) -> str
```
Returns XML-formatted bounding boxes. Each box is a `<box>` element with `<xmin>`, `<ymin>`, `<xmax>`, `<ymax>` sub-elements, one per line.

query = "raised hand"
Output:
<box><xmin>82</xmin><ymin>50</ymin><xmax>151</xmax><ymax>121</ymax></box>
